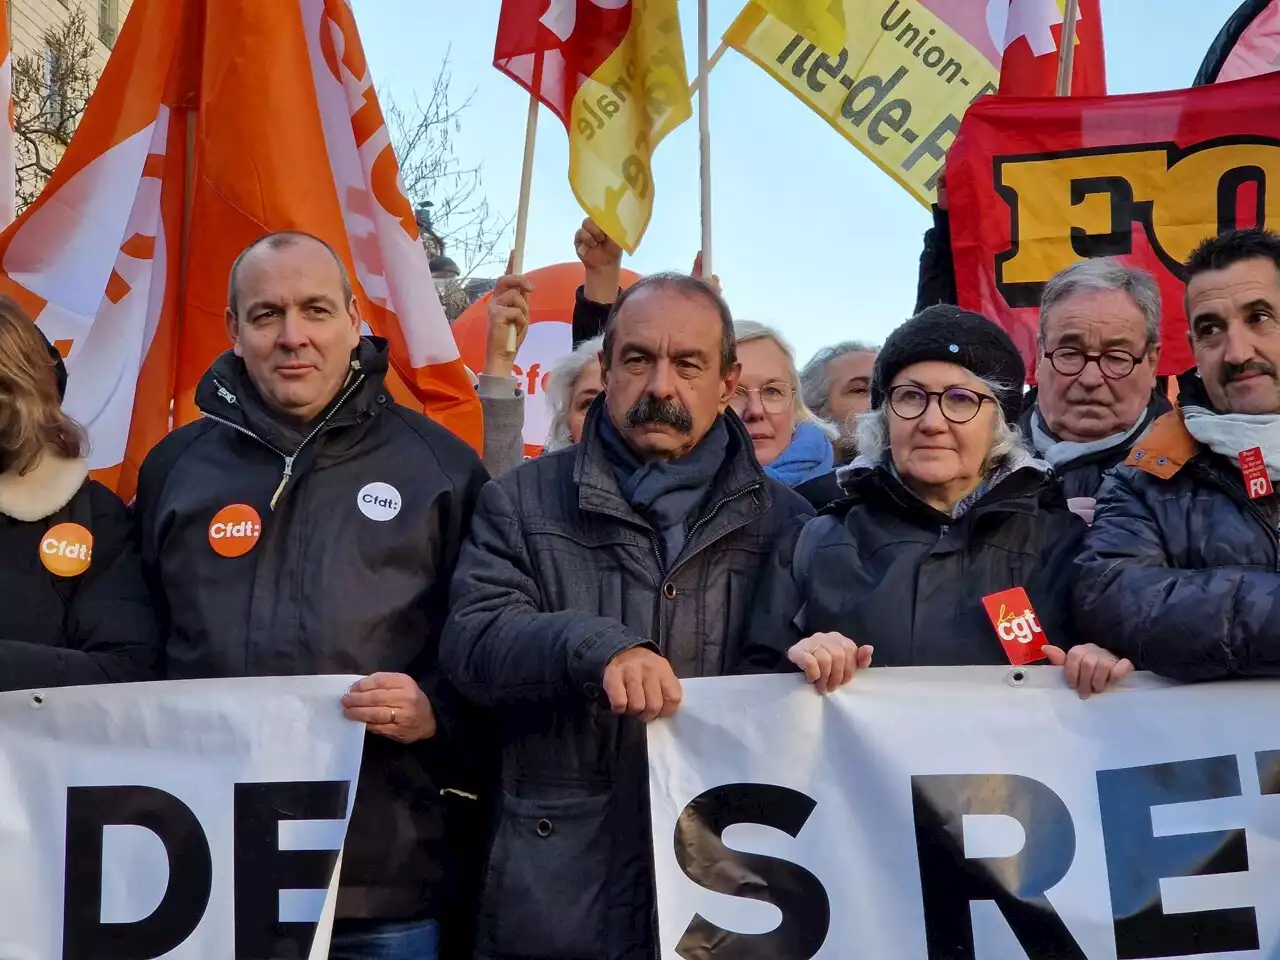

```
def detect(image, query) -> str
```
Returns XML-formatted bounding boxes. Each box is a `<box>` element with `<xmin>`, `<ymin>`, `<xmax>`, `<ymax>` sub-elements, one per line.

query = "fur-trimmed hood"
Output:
<box><xmin>0</xmin><ymin>454</ymin><xmax>88</xmax><ymax>521</ymax></box>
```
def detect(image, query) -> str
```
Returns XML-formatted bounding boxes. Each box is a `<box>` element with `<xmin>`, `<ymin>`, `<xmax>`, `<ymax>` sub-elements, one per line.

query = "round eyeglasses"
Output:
<box><xmin>888</xmin><ymin>385</ymin><xmax>996</xmax><ymax>424</ymax></box>
<box><xmin>1046</xmin><ymin>346</ymin><xmax>1146</xmax><ymax>380</ymax></box>
<box><xmin>729</xmin><ymin>383</ymin><xmax>794</xmax><ymax>415</ymax></box>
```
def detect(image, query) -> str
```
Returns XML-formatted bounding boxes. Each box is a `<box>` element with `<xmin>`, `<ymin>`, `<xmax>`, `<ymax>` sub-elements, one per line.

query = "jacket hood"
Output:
<box><xmin>195</xmin><ymin>337</ymin><xmax>392</xmax><ymax>449</ymax></box>
<box><xmin>0</xmin><ymin>452</ymin><xmax>88</xmax><ymax>521</ymax></box>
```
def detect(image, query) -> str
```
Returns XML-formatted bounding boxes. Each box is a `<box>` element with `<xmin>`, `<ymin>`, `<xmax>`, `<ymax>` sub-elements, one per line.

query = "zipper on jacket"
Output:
<box><xmin>673</xmin><ymin>481</ymin><xmax>764</xmax><ymax>570</ymax></box>
<box><xmin>201</xmin><ymin>373</ymin><xmax>366</xmax><ymax>510</ymax></box>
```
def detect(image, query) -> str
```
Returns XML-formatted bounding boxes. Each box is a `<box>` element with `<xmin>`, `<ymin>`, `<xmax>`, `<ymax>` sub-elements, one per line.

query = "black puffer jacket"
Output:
<box><xmin>0</xmin><ymin>457</ymin><xmax>159</xmax><ymax>690</ymax></box>
<box><xmin>1021</xmin><ymin>388</ymin><xmax>1172</xmax><ymax>499</ymax></box>
<box><xmin>441</xmin><ymin>401</ymin><xmax>813</xmax><ymax>960</ymax></box>
<box><xmin>1074</xmin><ymin>374</ymin><xmax>1280</xmax><ymax>680</ymax></box>
<box><xmin>133</xmin><ymin>338</ymin><xmax>490</xmax><ymax>925</ymax></box>
<box><xmin>740</xmin><ymin>457</ymin><xmax>1086</xmax><ymax>669</ymax></box>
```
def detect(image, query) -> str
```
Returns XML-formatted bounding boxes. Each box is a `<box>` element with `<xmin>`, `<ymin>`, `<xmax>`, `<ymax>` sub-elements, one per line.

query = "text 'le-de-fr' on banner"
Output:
<box><xmin>724</xmin><ymin>0</ymin><xmax>999</xmax><ymax>207</ymax></box>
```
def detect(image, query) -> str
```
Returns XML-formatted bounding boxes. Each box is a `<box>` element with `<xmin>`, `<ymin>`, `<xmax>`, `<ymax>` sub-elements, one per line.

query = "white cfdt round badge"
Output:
<box><xmin>358</xmin><ymin>482</ymin><xmax>402</xmax><ymax>522</ymax></box>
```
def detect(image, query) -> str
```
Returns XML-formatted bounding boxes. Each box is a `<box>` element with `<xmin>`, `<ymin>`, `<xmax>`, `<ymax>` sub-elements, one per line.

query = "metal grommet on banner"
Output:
<box><xmin>536</xmin><ymin>819</ymin><xmax>554</xmax><ymax>838</ymax></box>
<box><xmin>1006</xmin><ymin>669</ymin><xmax>1027</xmax><ymax>688</ymax></box>
<box><xmin>29</xmin><ymin>692</ymin><xmax>45</xmax><ymax>709</ymax></box>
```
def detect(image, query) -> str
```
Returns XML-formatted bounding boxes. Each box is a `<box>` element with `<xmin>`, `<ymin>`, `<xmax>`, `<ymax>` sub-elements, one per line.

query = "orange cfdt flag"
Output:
<box><xmin>0</xmin><ymin>0</ymin><xmax>481</xmax><ymax>501</ymax></box>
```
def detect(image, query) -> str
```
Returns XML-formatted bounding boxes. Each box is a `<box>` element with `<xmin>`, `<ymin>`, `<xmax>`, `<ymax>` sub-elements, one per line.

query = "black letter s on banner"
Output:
<box><xmin>672</xmin><ymin>783</ymin><xmax>828</xmax><ymax>960</ymax></box>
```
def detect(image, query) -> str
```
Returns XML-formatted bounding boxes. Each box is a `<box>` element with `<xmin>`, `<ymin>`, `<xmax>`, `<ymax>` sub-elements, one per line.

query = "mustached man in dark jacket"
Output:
<box><xmin>0</xmin><ymin>298</ymin><xmax>159</xmax><ymax>690</ymax></box>
<box><xmin>442</xmin><ymin>273</ymin><xmax>814</xmax><ymax>960</ymax></box>
<box><xmin>133</xmin><ymin>232</ymin><xmax>489</xmax><ymax>960</ymax></box>
<box><xmin>742</xmin><ymin>306</ymin><xmax>1132</xmax><ymax>699</ymax></box>
<box><xmin>1076</xmin><ymin>228</ymin><xmax>1280</xmax><ymax>682</ymax></box>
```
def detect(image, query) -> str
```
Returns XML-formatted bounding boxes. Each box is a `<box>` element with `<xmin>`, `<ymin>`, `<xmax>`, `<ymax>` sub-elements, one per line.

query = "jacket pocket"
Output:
<box><xmin>480</xmin><ymin>790</ymin><xmax>613</xmax><ymax>959</ymax></box>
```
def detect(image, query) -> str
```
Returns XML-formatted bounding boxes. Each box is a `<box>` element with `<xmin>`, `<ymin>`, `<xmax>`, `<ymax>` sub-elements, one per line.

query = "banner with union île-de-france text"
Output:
<box><xmin>649</xmin><ymin>668</ymin><xmax>1280</xmax><ymax>959</ymax></box>
<box><xmin>724</xmin><ymin>0</ymin><xmax>1000</xmax><ymax>207</ymax></box>
<box><xmin>0</xmin><ymin>676</ymin><xmax>365</xmax><ymax>959</ymax></box>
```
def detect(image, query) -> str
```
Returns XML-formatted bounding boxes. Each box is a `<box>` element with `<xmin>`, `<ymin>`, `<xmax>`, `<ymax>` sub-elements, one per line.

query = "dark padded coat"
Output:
<box><xmin>1074</xmin><ymin>373</ymin><xmax>1280</xmax><ymax>681</ymax></box>
<box><xmin>740</xmin><ymin>457</ymin><xmax>1087</xmax><ymax>670</ymax></box>
<box><xmin>441</xmin><ymin>401</ymin><xmax>813</xmax><ymax>960</ymax></box>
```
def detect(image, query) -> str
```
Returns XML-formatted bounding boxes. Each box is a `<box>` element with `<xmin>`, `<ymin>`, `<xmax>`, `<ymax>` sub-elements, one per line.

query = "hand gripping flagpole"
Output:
<box><xmin>1055</xmin><ymin>0</ymin><xmax>1081</xmax><ymax>96</ymax></box>
<box><xmin>698</xmin><ymin>0</ymin><xmax>713</xmax><ymax>279</ymax></box>
<box><xmin>507</xmin><ymin>93</ymin><xmax>539</xmax><ymax>353</ymax></box>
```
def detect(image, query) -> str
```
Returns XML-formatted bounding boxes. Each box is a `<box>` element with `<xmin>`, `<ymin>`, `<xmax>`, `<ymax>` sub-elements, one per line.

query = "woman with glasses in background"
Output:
<box><xmin>740</xmin><ymin>306</ymin><xmax>1132</xmax><ymax>698</ymax></box>
<box><xmin>730</xmin><ymin>321</ymin><xmax>839</xmax><ymax>508</ymax></box>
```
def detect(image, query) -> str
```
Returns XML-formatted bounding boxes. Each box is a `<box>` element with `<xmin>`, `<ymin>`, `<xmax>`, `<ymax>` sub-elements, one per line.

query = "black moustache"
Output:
<box><xmin>1223</xmin><ymin>361</ymin><xmax>1278</xmax><ymax>386</ymax></box>
<box><xmin>625</xmin><ymin>397</ymin><xmax>694</xmax><ymax>434</ymax></box>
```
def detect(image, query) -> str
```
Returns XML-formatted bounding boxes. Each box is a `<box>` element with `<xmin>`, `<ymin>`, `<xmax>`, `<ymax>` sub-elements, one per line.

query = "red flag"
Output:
<box><xmin>947</xmin><ymin>73</ymin><xmax>1280</xmax><ymax>380</ymax></box>
<box><xmin>996</xmin><ymin>0</ymin><xmax>1106</xmax><ymax>96</ymax></box>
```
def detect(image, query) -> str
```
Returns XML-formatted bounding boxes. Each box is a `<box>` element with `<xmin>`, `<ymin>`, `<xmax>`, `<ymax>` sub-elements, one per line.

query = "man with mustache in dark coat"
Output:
<box><xmin>441</xmin><ymin>272</ymin><xmax>816</xmax><ymax>960</ymax></box>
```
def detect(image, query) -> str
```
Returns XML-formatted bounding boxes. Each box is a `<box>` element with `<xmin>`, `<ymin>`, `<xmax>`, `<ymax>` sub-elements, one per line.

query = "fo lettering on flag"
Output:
<box><xmin>494</xmin><ymin>0</ymin><xmax>692</xmax><ymax>253</ymax></box>
<box><xmin>0</xmin><ymin>0</ymin><xmax>480</xmax><ymax>500</ymax></box>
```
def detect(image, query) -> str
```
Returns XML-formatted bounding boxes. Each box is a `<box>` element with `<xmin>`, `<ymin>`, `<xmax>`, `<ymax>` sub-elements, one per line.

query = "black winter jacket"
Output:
<box><xmin>133</xmin><ymin>339</ymin><xmax>490</xmax><ymax>924</ymax></box>
<box><xmin>573</xmin><ymin>285</ymin><xmax>612</xmax><ymax>346</ymax></box>
<box><xmin>1020</xmin><ymin>388</ymin><xmax>1172</xmax><ymax>500</ymax></box>
<box><xmin>441</xmin><ymin>401</ymin><xmax>813</xmax><ymax>960</ymax></box>
<box><xmin>915</xmin><ymin>206</ymin><xmax>957</xmax><ymax>313</ymax></box>
<box><xmin>1074</xmin><ymin>374</ymin><xmax>1280</xmax><ymax>681</ymax></box>
<box><xmin>0</xmin><ymin>457</ymin><xmax>159</xmax><ymax>690</ymax></box>
<box><xmin>741</xmin><ymin>458</ymin><xmax>1086</xmax><ymax>670</ymax></box>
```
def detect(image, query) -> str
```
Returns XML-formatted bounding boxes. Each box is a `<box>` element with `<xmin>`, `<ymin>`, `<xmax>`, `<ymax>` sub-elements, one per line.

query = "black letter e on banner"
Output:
<box><xmin>672</xmin><ymin>783</ymin><xmax>829</xmax><ymax>960</ymax></box>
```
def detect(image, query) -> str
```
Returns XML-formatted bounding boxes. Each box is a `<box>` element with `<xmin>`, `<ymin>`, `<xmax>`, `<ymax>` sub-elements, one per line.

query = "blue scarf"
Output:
<box><xmin>597</xmin><ymin>414</ymin><xmax>730</xmax><ymax>565</ymax></box>
<box><xmin>764</xmin><ymin>422</ymin><xmax>834</xmax><ymax>488</ymax></box>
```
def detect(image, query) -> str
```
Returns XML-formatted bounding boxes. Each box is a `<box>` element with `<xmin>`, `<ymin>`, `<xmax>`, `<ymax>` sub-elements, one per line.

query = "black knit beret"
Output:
<box><xmin>870</xmin><ymin>305</ymin><xmax>1025</xmax><ymax>424</ymax></box>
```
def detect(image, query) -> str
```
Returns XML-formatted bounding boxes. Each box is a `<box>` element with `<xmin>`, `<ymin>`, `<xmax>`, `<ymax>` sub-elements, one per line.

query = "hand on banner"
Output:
<box><xmin>576</xmin><ymin>218</ymin><xmax>623</xmax><ymax>305</ymax></box>
<box><xmin>602</xmin><ymin>647</ymin><xmax>683</xmax><ymax>722</ymax></box>
<box><xmin>1067</xmin><ymin>497</ymin><xmax>1097</xmax><ymax>525</ymax></box>
<box><xmin>692</xmin><ymin>251</ymin><xmax>721</xmax><ymax>296</ymax></box>
<box><xmin>1044</xmin><ymin>644</ymin><xmax>1134</xmax><ymax>699</ymax></box>
<box><xmin>788</xmin><ymin>633</ymin><xmax>873</xmax><ymax>695</ymax></box>
<box><xmin>342</xmin><ymin>673</ymin><xmax>438</xmax><ymax>743</ymax></box>
<box><xmin>935</xmin><ymin>163</ymin><xmax>948</xmax><ymax>211</ymax></box>
<box><xmin>484</xmin><ymin>265</ymin><xmax>535</xmax><ymax>378</ymax></box>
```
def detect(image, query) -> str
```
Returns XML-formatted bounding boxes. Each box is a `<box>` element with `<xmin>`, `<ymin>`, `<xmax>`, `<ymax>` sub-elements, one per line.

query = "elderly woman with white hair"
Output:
<box><xmin>731</xmin><ymin>321</ymin><xmax>839</xmax><ymax>508</ymax></box>
<box><xmin>543</xmin><ymin>335</ymin><xmax>604</xmax><ymax>452</ymax></box>
<box><xmin>741</xmin><ymin>306</ymin><xmax>1132</xmax><ymax>699</ymax></box>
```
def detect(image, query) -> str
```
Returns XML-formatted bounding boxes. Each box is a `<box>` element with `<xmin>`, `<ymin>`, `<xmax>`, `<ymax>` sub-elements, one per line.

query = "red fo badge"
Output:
<box><xmin>982</xmin><ymin>588</ymin><xmax>1048</xmax><ymax>665</ymax></box>
<box><xmin>1240</xmin><ymin>447</ymin><xmax>1273</xmax><ymax>500</ymax></box>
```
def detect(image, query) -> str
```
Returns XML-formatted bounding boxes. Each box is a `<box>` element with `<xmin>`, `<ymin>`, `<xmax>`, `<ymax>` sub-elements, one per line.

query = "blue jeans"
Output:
<box><xmin>328</xmin><ymin>918</ymin><xmax>440</xmax><ymax>960</ymax></box>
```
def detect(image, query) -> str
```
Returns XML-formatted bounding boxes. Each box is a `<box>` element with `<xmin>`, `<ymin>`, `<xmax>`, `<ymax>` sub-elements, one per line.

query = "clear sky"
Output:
<box><xmin>353</xmin><ymin>0</ymin><xmax>1245</xmax><ymax>367</ymax></box>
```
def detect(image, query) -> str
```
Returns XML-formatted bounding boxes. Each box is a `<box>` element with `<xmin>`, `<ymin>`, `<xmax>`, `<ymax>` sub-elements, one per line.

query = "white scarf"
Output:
<box><xmin>1029</xmin><ymin>409</ymin><xmax>1146</xmax><ymax>470</ymax></box>
<box><xmin>1182</xmin><ymin>405</ymin><xmax>1280</xmax><ymax>478</ymax></box>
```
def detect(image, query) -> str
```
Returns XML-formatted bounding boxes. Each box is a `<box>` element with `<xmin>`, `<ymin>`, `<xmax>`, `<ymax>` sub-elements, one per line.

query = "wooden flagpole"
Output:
<box><xmin>506</xmin><ymin>93</ymin><xmax>539</xmax><ymax>352</ymax></box>
<box><xmin>698</xmin><ymin>0</ymin><xmax>713</xmax><ymax>278</ymax></box>
<box><xmin>1055</xmin><ymin>0</ymin><xmax>1081</xmax><ymax>96</ymax></box>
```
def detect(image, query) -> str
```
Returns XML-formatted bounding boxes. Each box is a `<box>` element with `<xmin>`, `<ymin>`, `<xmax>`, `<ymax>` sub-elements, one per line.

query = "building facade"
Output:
<box><xmin>10</xmin><ymin>0</ymin><xmax>133</xmax><ymax>64</ymax></box>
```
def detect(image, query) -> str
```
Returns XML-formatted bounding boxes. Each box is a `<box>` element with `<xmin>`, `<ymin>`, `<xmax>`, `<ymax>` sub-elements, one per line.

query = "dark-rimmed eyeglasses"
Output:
<box><xmin>1046</xmin><ymin>346</ymin><xmax>1147</xmax><ymax>380</ymax></box>
<box><xmin>888</xmin><ymin>385</ymin><xmax>996</xmax><ymax>424</ymax></box>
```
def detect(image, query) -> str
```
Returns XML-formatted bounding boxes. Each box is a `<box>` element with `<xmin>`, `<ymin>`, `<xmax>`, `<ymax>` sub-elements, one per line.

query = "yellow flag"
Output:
<box><xmin>724</xmin><ymin>2</ymin><xmax>999</xmax><ymax>207</ymax></box>
<box><xmin>569</xmin><ymin>0</ymin><xmax>692</xmax><ymax>253</ymax></box>
<box><xmin>753</xmin><ymin>0</ymin><xmax>846</xmax><ymax>53</ymax></box>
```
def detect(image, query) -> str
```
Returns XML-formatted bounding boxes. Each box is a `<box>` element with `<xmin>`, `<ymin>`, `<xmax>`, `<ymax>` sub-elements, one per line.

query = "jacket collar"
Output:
<box><xmin>573</xmin><ymin>396</ymin><xmax>767</xmax><ymax>532</ymax></box>
<box><xmin>1125</xmin><ymin>371</ymin><xmax>1215</xmax><ymax>480</ymax></box>
<box><xmin>0</xmin><ymin>452</ymin><xmax>88</xmax><ymax>521</ymax></box>
<box><xmin>195</xmin><ymin>337</ymin><xmax>391</xmax><ymax>452</ymax></box>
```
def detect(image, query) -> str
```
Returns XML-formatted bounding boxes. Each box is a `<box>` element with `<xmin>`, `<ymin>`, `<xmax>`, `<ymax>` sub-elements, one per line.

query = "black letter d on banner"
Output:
<box><xmin>62</xmin><ymin>785</ymin><xmax>212</xmax><ymax>960</ymax></box>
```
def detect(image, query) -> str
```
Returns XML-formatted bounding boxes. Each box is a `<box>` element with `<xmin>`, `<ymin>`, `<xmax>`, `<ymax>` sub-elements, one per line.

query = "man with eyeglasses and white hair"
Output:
<box><xmin>1024</xmin><ymin>257</ymin><xmax>1169</xmax><ymax>523</ymax></box>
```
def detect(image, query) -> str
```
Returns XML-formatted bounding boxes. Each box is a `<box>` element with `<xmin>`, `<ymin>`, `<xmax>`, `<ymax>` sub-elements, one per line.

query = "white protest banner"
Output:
<box><xmin>0</xmin><ymin>676</ymin><xmax>366</xmax><ymax>959</ymax></box>
<box><xmin>649</xmin><ymin>667</ymin><xmax>1280</xmax><ymax>960</ymax></box>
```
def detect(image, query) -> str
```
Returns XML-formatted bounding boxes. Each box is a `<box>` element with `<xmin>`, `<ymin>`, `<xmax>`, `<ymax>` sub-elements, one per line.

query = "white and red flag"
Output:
<box><xmin>995</xmin><ymin>0</ymin><xmax>1107</xmax><ymax>96</ymax></box>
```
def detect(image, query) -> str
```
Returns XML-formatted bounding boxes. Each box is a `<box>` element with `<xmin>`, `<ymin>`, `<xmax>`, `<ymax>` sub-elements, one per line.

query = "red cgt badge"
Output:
<box><xmin>1240</xmin><ymin>447</ymin><xmax>1274</xmax><ymax>500</ymax></box>
<box><xmin>982</xmin><ymin>588</ymin><xmax>1048</xmax><ymax>666</ymax></box>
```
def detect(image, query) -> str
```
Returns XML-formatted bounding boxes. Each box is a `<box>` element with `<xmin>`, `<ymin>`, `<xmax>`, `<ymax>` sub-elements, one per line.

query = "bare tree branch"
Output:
<box><xmin>12</xmin><ymin>9</ymin><xmax>96</xmax><ymax>212</ymax></box>
<box><xmin>383</xmin><ymin>49</ymin><xmax>512</xmax><ymax>290</ymax></box>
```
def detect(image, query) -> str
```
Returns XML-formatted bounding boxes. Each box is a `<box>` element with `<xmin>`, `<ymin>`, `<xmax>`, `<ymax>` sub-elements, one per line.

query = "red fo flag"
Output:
<box><xmin>995</xmin><ymin>0</ymin><xmax>1106</xmax><ymax>96</ymax></box>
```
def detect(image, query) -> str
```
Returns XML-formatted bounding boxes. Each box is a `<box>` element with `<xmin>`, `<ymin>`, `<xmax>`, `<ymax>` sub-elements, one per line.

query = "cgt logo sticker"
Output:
<box><xmin>208</xmin><ymin>504</ymin><xmax>262</xmax><ymax>558</ymax></box>
<box><xmin>994</xmin><ymin>136</ymin><xmax>1280</xmax><ymax>306</ymax></box>
<box><xmin>982</xmin><ymin>587</ymin><xmax>1048</xmax><ymax>665</ymax></box>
